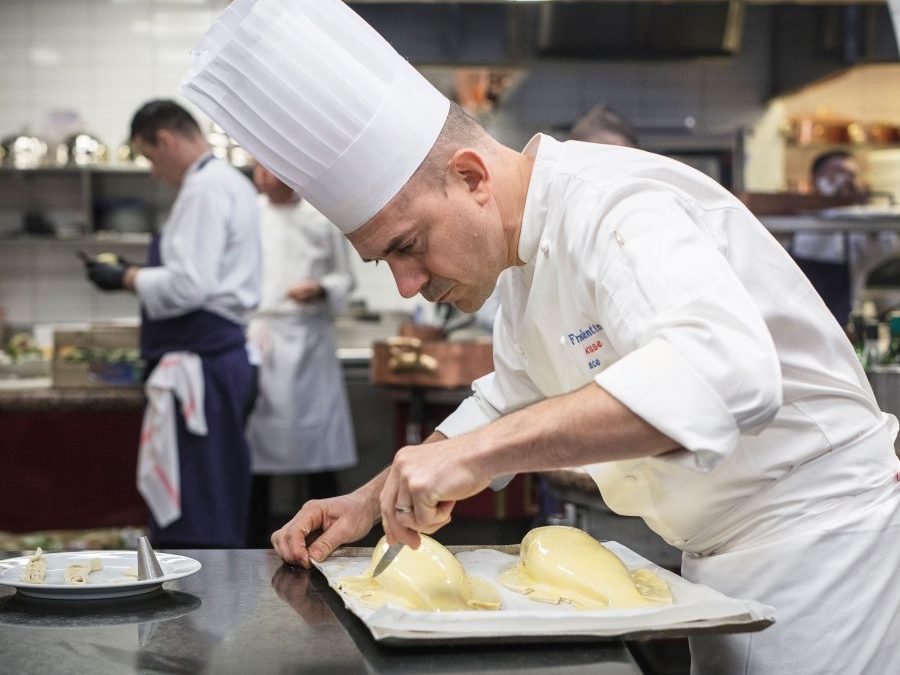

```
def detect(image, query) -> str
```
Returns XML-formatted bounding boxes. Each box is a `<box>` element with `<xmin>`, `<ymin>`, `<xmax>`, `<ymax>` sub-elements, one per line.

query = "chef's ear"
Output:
<box><xmin>155</xmin><ymin>128</ymin><xmax>177</xmax><ymax>151</ymax></box>
<box><xmin>447</xmin><ymin>149</ymin><xmax>491</xmax><ymax>206</ymax></box>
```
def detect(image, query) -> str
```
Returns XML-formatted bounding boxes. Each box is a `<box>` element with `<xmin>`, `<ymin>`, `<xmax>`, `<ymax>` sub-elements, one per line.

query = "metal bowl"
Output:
<box><xmin>0</xmin><ymin>132</ymin><xmax>48</xmax><ymax>169</ymax></box>
<box><xmin>56</xmin><ymin>132</ymin><xmax>108</xmax><ymax>166</ymax></box>
<box><xmin>207</xmin><ymin>124</ymin><xmax>252</xmax><ymax>167</ymax></box>
<box><xmin>115</xmin><ymin>140</ymin><xmax>151</xmax><ymax>168</ymax></box>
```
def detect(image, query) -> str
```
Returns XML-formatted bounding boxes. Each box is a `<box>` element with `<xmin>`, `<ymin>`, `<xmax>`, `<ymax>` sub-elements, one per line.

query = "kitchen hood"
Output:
<box><xmin>348</xmin><ymin>1</ymin><xmax>746</xmax><ymax>63</ymax></box>
<box><xmin>348</xmin><ymin>2</ymin><xmax>898</xmax><ymax>68</ymax></box>
<box><xmin>536</xmin><ymin>1</ymin><xmax>745</xmax><ymax>58</ymax></box>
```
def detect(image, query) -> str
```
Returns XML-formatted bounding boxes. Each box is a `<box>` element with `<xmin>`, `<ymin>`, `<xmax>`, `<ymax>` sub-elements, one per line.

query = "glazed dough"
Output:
<box><xmin>20</xmin><ymin>547</ymin><xmax>47</xmax><ymax>584</ymax></box>
<box><xmin>64</xmin><ymin>558</ymin><xmax>103</xmax><ymax>585</ymax></box>
<box><xmin>337</xmin><ymin>535</ymin><xmax>500</xmax><ymax>612</ymax></box>
<box><xmin>499</xmin><ymin>526</ymin><xmax>672</xmax><ymax>610</ymax></box>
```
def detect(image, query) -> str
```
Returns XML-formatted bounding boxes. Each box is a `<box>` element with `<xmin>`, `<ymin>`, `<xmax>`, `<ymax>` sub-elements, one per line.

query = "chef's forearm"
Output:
<box><xmin>359</xmin><ymin>431</ymin><xmax>448</xmax><ymax>522</ymax></box>
<box><xmin>468</xmin><ymin>382</ymin><xmax>677</xmax><ymax>479</ymax></box>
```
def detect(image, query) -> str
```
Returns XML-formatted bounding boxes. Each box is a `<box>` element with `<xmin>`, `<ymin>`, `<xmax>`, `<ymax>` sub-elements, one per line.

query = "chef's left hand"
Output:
<box><xmin>287</xmin><ymin>280</ymin><xmax>324</xmax><ymax>304</ymax></box>
<box><xmin>380</xmin><ymin>437</ymin><xmax>491</xmax><ymax>549</ymax></box>
<box><xmin>85</xmin><ymin>261</ymin><xmax>128</xmax><ymax>291</ymax></box>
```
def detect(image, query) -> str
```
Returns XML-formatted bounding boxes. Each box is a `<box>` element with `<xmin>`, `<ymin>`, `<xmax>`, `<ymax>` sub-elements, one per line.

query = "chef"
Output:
<box><xmin>181</xmin><ymin>1</ymin><xmax>900</xmax><ymax>673</ymax></box>
<box><xmin>246</xmin><ymin>164</ymin><xmax>357</xmax><ymax>546</ymax></box>
<box><xmin>790</xmin><ymin>150</ymin><xmax>898</xmax><ymax>326</ymax></box>
<box><xmin>84</xmin><ymin>99</ymin><xmax>261</xmax><ymax>547</ymax></box>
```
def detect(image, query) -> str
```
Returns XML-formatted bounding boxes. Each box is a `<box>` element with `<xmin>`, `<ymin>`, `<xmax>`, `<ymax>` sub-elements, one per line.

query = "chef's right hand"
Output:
<box><xmin>271</xmin><ymin>490</ymin><xmax>379</xmax><ymax>568</ymax></box>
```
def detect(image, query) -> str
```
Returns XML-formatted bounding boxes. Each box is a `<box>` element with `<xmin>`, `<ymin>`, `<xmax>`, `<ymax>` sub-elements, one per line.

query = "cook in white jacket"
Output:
<box><xmin>790</xmin><ymin>150</ymin><xmax>898</xmax><ymax>326</ymax></box>
<box><xmin>246</xmin><ymin>165</ymin><xmax>357</xmax><ymax>543</ymax></box>
<box><xmin>277</xmin><ymin>111</ymin><xmax>900</xmax><ymax>675</ymax></box>
<box><xmin>181</xmin><ymin>2</ymin><xmax>900</xmax><ymax>672</ymax></box>
<box><xmin>85</xmin><ymin>99</ymin><xmax>261</xmax><ymax>548</ymax></box>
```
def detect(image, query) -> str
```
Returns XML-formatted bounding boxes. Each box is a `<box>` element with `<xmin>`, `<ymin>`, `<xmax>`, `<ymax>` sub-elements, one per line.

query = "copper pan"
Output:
<box><xmin>787</xmin><ymin>116</ymin><xmax>851</xmax><ymax>146</ymax></box>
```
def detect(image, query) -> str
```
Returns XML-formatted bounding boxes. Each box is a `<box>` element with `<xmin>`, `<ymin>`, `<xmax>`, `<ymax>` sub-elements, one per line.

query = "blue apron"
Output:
<box><xmin>141</xmin><ymin>156</ymin><xmax>254</xmax><ymax>547</ymax></box>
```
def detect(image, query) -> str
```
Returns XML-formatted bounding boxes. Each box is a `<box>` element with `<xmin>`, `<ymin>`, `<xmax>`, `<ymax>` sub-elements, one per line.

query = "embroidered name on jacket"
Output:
<box><xmin>568</xmin><ymin>323</ymin><xmax>605</xmax><ymax>371</ymax></box>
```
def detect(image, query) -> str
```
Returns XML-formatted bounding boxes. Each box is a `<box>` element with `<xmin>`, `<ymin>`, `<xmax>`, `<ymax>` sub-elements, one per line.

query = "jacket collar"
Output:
<box><xmin>517</xmin><ymin>133</ymin><xmax>561</xmax><ymax>265</ymax></box>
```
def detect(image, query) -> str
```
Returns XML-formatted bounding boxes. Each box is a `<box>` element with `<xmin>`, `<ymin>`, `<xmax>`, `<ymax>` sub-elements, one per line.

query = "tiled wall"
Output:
<box><xmin>0</xmin><ymin>0</ymin><xmax>230</xmax><ymax>152</ymax></box>
<box><xmin>0</xmin><ymin>236</ymin><xmax>417</xmax><ymax>326</ymax></box>
<box><xmin>0</xmin><ymin>0</ymin><xmax>777</xmax><ymax>326</ymax></box>
<box><xmin>0</xmin><ymin>238</ymin><xmax>146</xmax><ymax>327</ymax></box>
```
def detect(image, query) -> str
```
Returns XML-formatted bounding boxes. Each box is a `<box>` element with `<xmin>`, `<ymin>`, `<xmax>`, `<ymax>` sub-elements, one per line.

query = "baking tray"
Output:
<box><xmin>315</xmin><ymin>542</ymin><xmax>775</xmax><ymax>646</ymax></box>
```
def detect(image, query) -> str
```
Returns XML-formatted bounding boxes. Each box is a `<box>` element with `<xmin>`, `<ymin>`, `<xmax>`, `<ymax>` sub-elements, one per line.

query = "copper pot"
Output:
<box><xmin>788</xmin><ymin>116</ymin><xmax>851</xmax><ymax>146</ymax></box>
<box><xmin>865</xmin><ymin>123</ymin><xmax>900</xmax><ymax>146</ymax></box>
<box><xmin>397</xmin><ymin>322</ymin><xmax>446</xmax><ymax>342</ymax></box>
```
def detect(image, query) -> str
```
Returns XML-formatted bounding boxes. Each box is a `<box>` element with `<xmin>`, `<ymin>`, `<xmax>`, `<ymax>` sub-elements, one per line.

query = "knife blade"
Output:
<box><xmin>371</xmin><ymin>542</ymin><xmax>405</xmax><ymax>578</ymax></box>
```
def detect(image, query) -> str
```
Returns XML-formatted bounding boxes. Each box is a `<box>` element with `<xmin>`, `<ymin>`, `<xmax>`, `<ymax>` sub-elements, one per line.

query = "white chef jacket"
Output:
<box><xmin>135</xmin><ymin>154</ymin><xmax>261</xmax><ymax>324</ymax></box>
<box><xmin>246</xmin><ymin>197</ymin><xmax>357</xmax><ymax>474</ymax></box>
<box><xmin>255</xmin><ymin>198</ymin><xmax>355</xmax><ymax>318</ymax></box>
<box><xmin>436</xmin><ymin>135</ymin><xmax>900</xmax><ymax>674</ymax></box>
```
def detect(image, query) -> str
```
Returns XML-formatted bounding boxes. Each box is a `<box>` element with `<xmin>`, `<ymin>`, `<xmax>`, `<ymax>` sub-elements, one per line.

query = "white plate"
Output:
<box><xmin>0</xmin><ymin>551</ymin><xmax>201</xmax><ymax>600</ymax></box>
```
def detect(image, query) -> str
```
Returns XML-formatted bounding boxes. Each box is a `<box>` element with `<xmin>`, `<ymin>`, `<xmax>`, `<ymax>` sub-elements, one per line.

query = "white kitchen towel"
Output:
<box><xmin>138</xmin><ymin>352</ymin><xmax>208</xmax><ymax>527</ymax></box>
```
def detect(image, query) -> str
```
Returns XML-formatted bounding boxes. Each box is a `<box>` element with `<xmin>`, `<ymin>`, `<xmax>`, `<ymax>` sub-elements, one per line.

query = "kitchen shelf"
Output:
<box><xmin>0</xmin><ymin>165</ymin><xmax>150</xmax><ymax>175</ymax></box>
<box><xmin>0</xmin><ymin>163</ymin><xmax>255</xmax><ymax>239</ymax></box>
<box><xmin>0</xmin><ymin>165</ymin><xmax>174</xmax><ymax>237</ymax></box>
<box><xmin>761</xmin><ymin>214</ymin><xmax>900</xmax><ymax>234</ymax></box>
<box><xmin>784</xmin><ymin>142</ymin><xmax>900</xmax><ymax>151</ymax></box>
<box><xmin>0</xmin><ymin>163</ymin><xmax>252</xmax><ymax>175</ymax></box>
<box><xmin>0</xmin><ymin>233</ymin><xmax>152</xmax><ymax>244</ymax></box>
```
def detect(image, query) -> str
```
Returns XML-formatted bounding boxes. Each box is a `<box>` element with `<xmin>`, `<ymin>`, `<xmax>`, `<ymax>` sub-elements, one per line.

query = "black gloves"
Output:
<box><xmin>79</xmin><ymin>251</ymin><xmax>138</xmax><ymax>292</ymax></box>
<box><xmin>86</xmin><ymin>261</ymin><xmax>127</xmax><ymax>291</ymax></box>
<box><xmin>110</xmin><ymin>254</ymin><xmax>134</xmax><ymax>268</ymax></box>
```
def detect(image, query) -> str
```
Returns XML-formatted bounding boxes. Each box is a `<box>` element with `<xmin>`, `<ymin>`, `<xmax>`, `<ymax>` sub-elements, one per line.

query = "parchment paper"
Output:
<box><xmin>314</xmin><ymin>541</ymin><xmax>774</xmax><ymax>642</ymax></box>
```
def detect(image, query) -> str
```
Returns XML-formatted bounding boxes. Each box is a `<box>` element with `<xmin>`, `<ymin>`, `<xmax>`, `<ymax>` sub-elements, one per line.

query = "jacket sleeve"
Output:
<box><xmin>436</xmin><ymin>302</ymin><xmax>545</xmax><ymax>439</ymax></box>
<box><xmin>590</xmin><ymin>189</ymin><xmax>782</xmax><ymax>472</ymax></box>
<box><xmin>135</xmin><ymin>186</ymin><xmax>230</xmax><ymax>319</ymax></box>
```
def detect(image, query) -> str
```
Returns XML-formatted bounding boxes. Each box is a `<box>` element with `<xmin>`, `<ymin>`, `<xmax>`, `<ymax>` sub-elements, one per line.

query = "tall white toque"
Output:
<box><xmin>180</xmin><ymin>0</ymin><xmax>450</xmax><ymax>234</ymax></box>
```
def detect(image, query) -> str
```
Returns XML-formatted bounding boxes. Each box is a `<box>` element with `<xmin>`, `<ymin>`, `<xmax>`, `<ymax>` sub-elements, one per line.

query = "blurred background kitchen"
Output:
<box><xmin>2</xmin><ymin>0</ymin><xmax>900</xmax><ymax>577</ymax></box>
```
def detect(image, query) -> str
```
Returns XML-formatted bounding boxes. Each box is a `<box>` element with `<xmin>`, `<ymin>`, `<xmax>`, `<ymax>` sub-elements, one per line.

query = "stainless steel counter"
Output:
<box><xmin>0</xmin><ymin>383</ymin><xmax>145</xmax><ymax>411</ymax></box>
<box><xmin>0</xmin><ymin>549</ymin><xmax>643</xmax><ymax>675</ymax></box>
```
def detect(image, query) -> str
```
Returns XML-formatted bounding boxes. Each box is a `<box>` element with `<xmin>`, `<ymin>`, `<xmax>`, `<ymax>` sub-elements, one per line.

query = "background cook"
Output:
<box><xmin>245</xmin><ymin>164</ymin><xmax>357</xmax><ymax>546</ymax></box>
<box><xmin>84</xmin><ymin>99</ymin><xmax>261</xmax><ymax>548</ymax></box>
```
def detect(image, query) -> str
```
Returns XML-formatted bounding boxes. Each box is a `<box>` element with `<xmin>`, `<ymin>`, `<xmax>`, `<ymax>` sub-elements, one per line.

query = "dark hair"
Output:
<box><xmin>570</xmin><ymin>104</ymin><xmax>637</xmax><ymax>148</ymax></box>
<box><xmin>130</xmin><ymin>99</ymin><xmax>202</xmax><ymax>144</ymax></box>
<box><xmin>811</xmin><ymin>149</ymin><xmax>854</xmax><ymax>178</ymax></box>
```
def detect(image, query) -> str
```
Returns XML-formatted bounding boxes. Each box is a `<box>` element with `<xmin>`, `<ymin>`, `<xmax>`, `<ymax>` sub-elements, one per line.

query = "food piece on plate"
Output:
<box><xmin>337</xmin><ymin>535</ymin><xmax>500</xmax><ymax>611</ymax></box>
<box><xmin>20</xmin><ymin>547</ymin><xmax>47</xmax><ymax>584</ymax></box>
<box><xmin>499</xmin><ymin>526</ymin><xmax>672</xmax><ymax>610</ymax></box>
<box><xmin>111</xmin><ymin>567</ymin><xmax>140</xmax><ymax>584</ymax></box>
<box><xmin>64</xmin><ymin>558</ymin><xmax>104</xmax><ymax>584</ymax></box>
